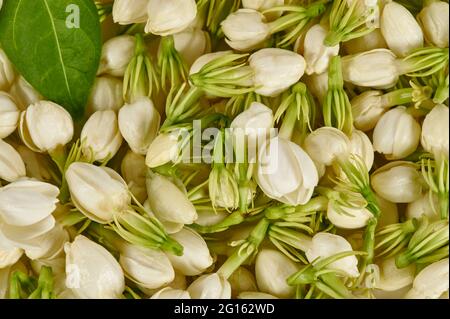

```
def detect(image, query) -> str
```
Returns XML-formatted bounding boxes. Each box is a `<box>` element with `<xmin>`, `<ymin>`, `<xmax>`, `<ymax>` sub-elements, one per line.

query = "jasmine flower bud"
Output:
<box><xmin>19</xmin><ymin>101</ymin><xmax>74</xmax><ymax>153</ymax></box>
<box><xmin>249</xmin><ymin>48</ymin><xmax>306</xmax><ymax>97</ymax></box>
<box><xmin>112</xmin><ymin>0</ymin><xmax>149</xmax><ymax>25</ymax></box>
<box><xmin>373</xmin><ymin>107</ymin><xmax>421</xmax><ymax>160</ymax></box>
<box><xmin>0</xmin><ymin>139</ymin><xmax>26</xmax><ymax>182</ymax></box>
<box><xmin>417</xmin><ymin>1</ymin><xmax>449</xmax><ymax>48</ymax></box>
<box><xmin>380</xmin><ymin>2</ymin><xmax>424</xmax><ymax>57</ymax></box>
<box><xmin>0</xmin><ymin>92</ymin><xmax>19</xmax><ymax>139</ymax></box>
<box><xmin>65</xmin><ymin>235</ymin><xmax>125</xmax><ymax>299</ymax></box>
<box><xmin>187</xmin><ymin>273</ymin><xmax>231</xmax><ymax>299</ymax></box>
<box><xmin>87</xmin><ymin>76</ymin><xmax>124</xmax><ymax>113</ymax></box>
<box><xmin>81</xmin><ymin>110</ymin><xmax>122</xmax><ymax>163</ymax></box>
<box><xmin>371</xmin><ymin>162</ymin><xmax>423</xmax><ymax>203</ymax></box>
<box><xmin>421</xmin><ymin>104</ymin><xmax>449</xmax><ymax>159</ymax></box>
<box><xmin>405</xmin><ymin>258</ymin><xmax>449</xmax><ymax>299</ymax></box>
<box><xmin>98</xmin><ymin>35</ymin><xmax>135</xmax><ymax>77</ymax></box>
<box><xmin>304</xmin><ymin>24</ymin><xmax>340</xmax><ymax>75</ymax></box>
<box><xmin>119</xmin><ymin>97</ymin><xmax>160</xmax><ymax>156</ymax></box>
<box><xmin>145</xmin><ymin>0</ymin><xmax>197</xmax><ymax>36</ymax></box>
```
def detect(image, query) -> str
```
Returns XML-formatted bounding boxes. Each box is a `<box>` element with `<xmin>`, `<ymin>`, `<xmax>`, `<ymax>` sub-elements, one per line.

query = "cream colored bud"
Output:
<box><xmin>369</xmin><ymin>256</ymin><xmax>415</xmax><ymax>291</ymax></box>
<box><xmin>65</xmin><ymin>162</ymin><xmax>131</xmax><ymax>223</ymax></box>
<box><xmin>327</xmin><ymin>201</ymin><xmax>373</xmax><ymax>229</ymax></box>
<box><xmin>0</xmin><ymin>139</ymin><xmax>25</xmax><ymax>182</ymax></box>
<box><xmin>151</xmin><ymin>287</ymin><xmax>191</xmax><ymax>299</ymax></box>
<box><xmin>306</xmin><ymin>233</ymin><xmax>360</xmax><ymax>278</ymax></box>
<box><xmin>173</xmin><ymin>28</ymin><xmax>211</xmax><ymax>67</ymax></box>
<box><xmin>189</xmin><ymin>51</ymin><xmax>231</xmax><ymax>76</ymax></box>
<box><xmin>0</xmin><ymin>48</ymin><xmax>15</xmax><ymax>90</ymax></box>
<box><xmin>349</xmin><ymin>130</ymin><xmax>374</xmax><ymax>171</ymax></box>
<box><xmin>81</xmin><ymin>110</ymin><xmax>123</xmax><ymax>162</ymax></box>
<box><xmin>342</xmin><ymin>49</ymin><xmax>399</xmax><ymax>89</ymax></box>
<box><xmin>255</xmin><ymin>249</ymin><xmax>298</xmax><ymax>298</ymax></box>
<box><xmin>187</xmin><ymin>273</ymin><xmax>231</xmax><ymax>299</ymax></box>
<box><xmin>98</xmin><ymin>35</ymin><xmax>135</xmax><ymax>77</ymax></box>
<box><xmin>145</xmin><ymin>0</ymin><xmax>197</xmax><ymax>36</ymax></box>
<box><xmin>146</xmin><ymin>172</ymin><xmax>197</xmax><ymax>225</ymax></box>
<box><xmin>119</xmin><ymin>97</ymin><xmax>160</xmax><ymax>155</ymax></box>
<box><xmin>418</xmin><ymin>1</ymin><xmax>449</xmax><ymax>48</ymax></box>
<box><xmin>250</xmin><ymin>48</ymin><xmax>306</xmax><ymax>97</ymax></box>
<box><xmin>373</xmin><ymin>107</ymin><xmax>421</xmax><ymax>160</ymax></box>
<box><xmin>344</xmin><ymin>29</ymin><xmax>387</xmax><ymax>55</ymax></box>
<box><xmin>145</xmin><ymin>131</ymin><xmax>182</xmax><ymax>168</ymax></box>
<box><xmin>221</xmin><ymin>9</ymin><xmax>270</xmax><ymax>51</ymax></box>
<box><xmin>165</xmin><ymin>227</ymin><xmax>213</xmax><ymax>276</ymax></box>
<box><xmin>88</xmin><ymin>76</ymin><xmax>124</xmax><ymax>113</ymax></box>
<box><xmin>304</xmin><ymin>24</ymin><xmax>340</xmax><ymax>75</ymax></box>
<box><xmin>0</xmin><ymin>92</ymin><xmax>20</xmax><ymax>138</ymax></box>
<box><xmin>242</xmin><ymin>0</ymin><xmax>284</xmax><ymax>20</ymax></box>
<box><xmin>228</xmin><ymin>267</ymin><xmax>258</xmax><ymax>297</ymax></box>
<box><xmin>381</xmin><ymin>2</ymin><xmax>423</xmax><ymax>57</ymax></box>
<box><xmin>371</xmin><ymin>162</ymin><xmax>423</xmax><ymax>203</ymax></box>
<box><xmin>405</xmin><ymin>258</ymin><xmax>449</xmax><ymax>299</ymax></box>
<box><xmin>20</xmin><ymin>223</ymin><xmax>69</xmax><ymax>260</ymax></box>
<box><xmin>351</xmin><ymin>90</ymin><xmax>389</xmax><ymax>131</ymax></box>
<box><xmin>304</xmin><ymin>127</ymin><xmax>350</xmax><ymax>166</ymax></box>
<box><xmin>303</xmin><ymin>72</ymin><xmax>328</xmax><ymax>105</ymax></box>
<box><xmin>112</xmin><ymin>0</ymin><xmax>149</xmax><ymax>25</ymax></box>
<box><xmin>421</xmin><ymin>104</ymin><xmax>449</xmax><ymax>159</ymax></box>
<box><xmin>119</xmin><ymin>243</ymin><xmax>175</xmax><ymax>289</ymax></box>
<box><xmin>65</xmin><ymin>235</ymin><xmax>125</xmax><ymax>299</ymax></box>
<box><xmin>256</xmin><ymin>137</ymin><xmax>319</xmax><ymax>205</ymax></box>
<box><xmin>406</xmin><ymin>193</ymin><xmax>440</xmax><ymax>222</ymax></box>
<box><xmin>19</xmin><ymin>101</ymin><xmax>74</xmax><ymax>153</ymax></box>
<box><xmin>121</xmin><ymin>151</ymin><xmax>148</xmax><ymax>203</ymax></box>
<box><xmin>8</xmin><ymin>76</ymin><xmax>42</xmax><ymax>111</ymax></box>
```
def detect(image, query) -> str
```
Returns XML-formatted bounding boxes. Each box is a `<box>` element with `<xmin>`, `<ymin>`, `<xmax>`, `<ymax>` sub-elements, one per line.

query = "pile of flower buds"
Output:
<box><xmin>0</xmin><ymin>0</ymin><xmax>449</xmax><ymax>299</ymax></box>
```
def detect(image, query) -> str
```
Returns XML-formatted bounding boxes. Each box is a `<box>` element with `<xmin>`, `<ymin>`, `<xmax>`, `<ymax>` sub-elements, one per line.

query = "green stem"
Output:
<box><xmin>217</xmin><ymin>218</ymin><xmax>270</xmax><ymax>279</ymax></box>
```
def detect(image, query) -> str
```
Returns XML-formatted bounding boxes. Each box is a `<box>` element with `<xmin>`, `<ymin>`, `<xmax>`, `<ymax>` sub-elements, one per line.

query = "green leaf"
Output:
<box><xmin>0</xmin><ymin>0</ymin><xmax>102</xmax><ymax>120</ymax></box>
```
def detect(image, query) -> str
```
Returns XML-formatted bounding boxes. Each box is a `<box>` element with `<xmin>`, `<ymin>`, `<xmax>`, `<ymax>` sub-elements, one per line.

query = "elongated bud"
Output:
<box><xmin>371</xmin><ymin>162</ymin><xmax>423</xmax><ymax>203</ymax></box>
<box><xmin>221</xmin><ymin>9</ymin><xmax>270</xmax><ymax>52</ymax></box>
<box><xmin>19</xmin><ymin>101</ymin><xmax>74</xmax><ymax>153</ymax></box>
<box><xmin>165</xmin><ymin>228</ymin><xmax>213</xmax><ymax>276</ymax></box>
<box><xmin>304</xmin><ymin>24</ymin><xmax>340</xmax><ymax>75</ymax></box>
<box><xmin>173</xmin><ymin>28</ymin><xmax>211</xmax><ymax>67</ymax></box>
<box><xmin>112</xmin><ymin>0</ymin><xmax>149</xmax><ymax>25</ymax></box>
<box><xmin>417</xmin><ymin>1</ymin><xmax>449</xmax><ymax>48</ymax></box>
<box><xmin>145</xmin><ymin>0</ymin><xmax>197</xmax><ymax>36</ymax></box>
<box><xmin>304</xmin><ymin>127</ymin><xmax>350</xmax><ymax>167</ymax></box>
<box><xmin>380</xmin><ymin>2</ymin><xmax>424</xmax><ymax>57</ymax></box>
<box><xmin>305</xmin><ymin>232</ymin><xmax>360</xmax><ymax>278</ymax></box>
<box><xmin>119</xmin><ymin>97</ymin><xmax>161</xmax><ymax>155</ymax></box>
<box><xmin>255</xmin><ymin>249</ymin><xmax>298</xmax><ymax>298</ymax></box>
<box><xmin>81</xmin><ymin>110</ymin><xmax>123</xmax><ymax>163</ymax></box>
<box><xmin>0</xmin><ymin>92</ymin><xmax>19</xmax><ymax>139</ymax></box>
<box><xmin>87</xmin><ymin>76</ymin><xmax>124</xmax><ymax>113</ymax></box>
<box><xmin>373</xmin><ymin>106</ymin><xmax>421</xmax><ymax>160</ymax></box>
<box><xmin>187</xmin><ymin>273</ymin><xmax>231</xmax><ymax>299</ymax></box>
<box><xmin>65</xmin><ymin>235</ymin><xmax>125</xmax><ymax>299</ymax></box>
<box><xmin>250</xmin><ymin>48</ymin><xmax>306</xmax><ymax>97</ymax></box>
<box><xmin>0</xmin><ymin>139</ymin><xmax>26</xmax><ymax>182</ymax></box>
<box><xmin>98</xmin><ymin>35</ymin><xmax>135</xmax><ymax>77</ymax></box>
<box><xmin>421</xmin><ymin>104</ymin><xmax>449</xmax><ymax>159</ymax></box>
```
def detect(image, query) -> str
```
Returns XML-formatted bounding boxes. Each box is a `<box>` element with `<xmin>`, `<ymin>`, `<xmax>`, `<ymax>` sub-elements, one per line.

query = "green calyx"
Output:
<box><xmin>110</xmin><ymin>192</ymin><xmax>184</xmax><ymax>256</ymax></box>
<box><xmin>189</xmin><ymin>53</ymin><xmax>255</xmax><ymax>97</ymax></box>
<box><xmin>217</xmin><ymin>217</ymin><xmax>270</xmax><ymax>279</ymax></box>
<box><xmin>225</xmin><ymin>92</ymin><xmax>262</xmax><ymax>119</ymax></box>
<box><xmin>324</xmin><ymin>0</ymin><xmax>376</xmax><ymax>46</ymax></box>
<box><xmin>95</xmin><ymin>1</ymin><xmax>113</xmax><ymax>23</ymax></box>
<box><xmin>323</xmin><ymin>56</ymin><xmax>353</xmax><ymax>136</ymax></box>
<box><xmin>265</xmin><ymin>1</ymin><xmax>328</xmax><ymax>48</ymax></box>
<box><xmin>400</xmin><ymin>47</ymin><xmax>449</xmax><ymax>78</ymax></box>
<box><xmin>197</xmin><ymin>0</ymin><xmax>241</xmax><ymax>47</ymax></box>
<box><xmin>375</xmin><ymin>218</ymin><xmax>419</xmax><ymax>258</ymax></box>
<box><xmin>123</xmin><ymin>33</ymin><xmax>159</xmax><ymax>103</ymax></box>
<box><xmin>421</xmin><ymin>156</ymin><xmax>449</xmax><ymax>220</ymax></box>
<box><xmin>163</xmin><ymin>84</ymin><xmax>205</xmax><ymax>129</ymax></box>
<box><xmin>395</xmin><ymin>217</ymin><xmax>449</xmax><ymax>268</ymax></box>
<box><xmin>288</xmin><ymin>251</ymin><xmax>366</xmax><ymax>299</ymax></box>
<box><xmin>276</xmin><ymin>82</ymin><xmax>316</xmax><ymax>142</ymax></box>
<box><xmin>158</xmin><ymin>36</ymin><xmax>188</xmax><ymax>92</ymax></box>
<box><xmin>9</xmin><ymin>267</ymin><xmax>55</xmax><ymax>299</ymax></box>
